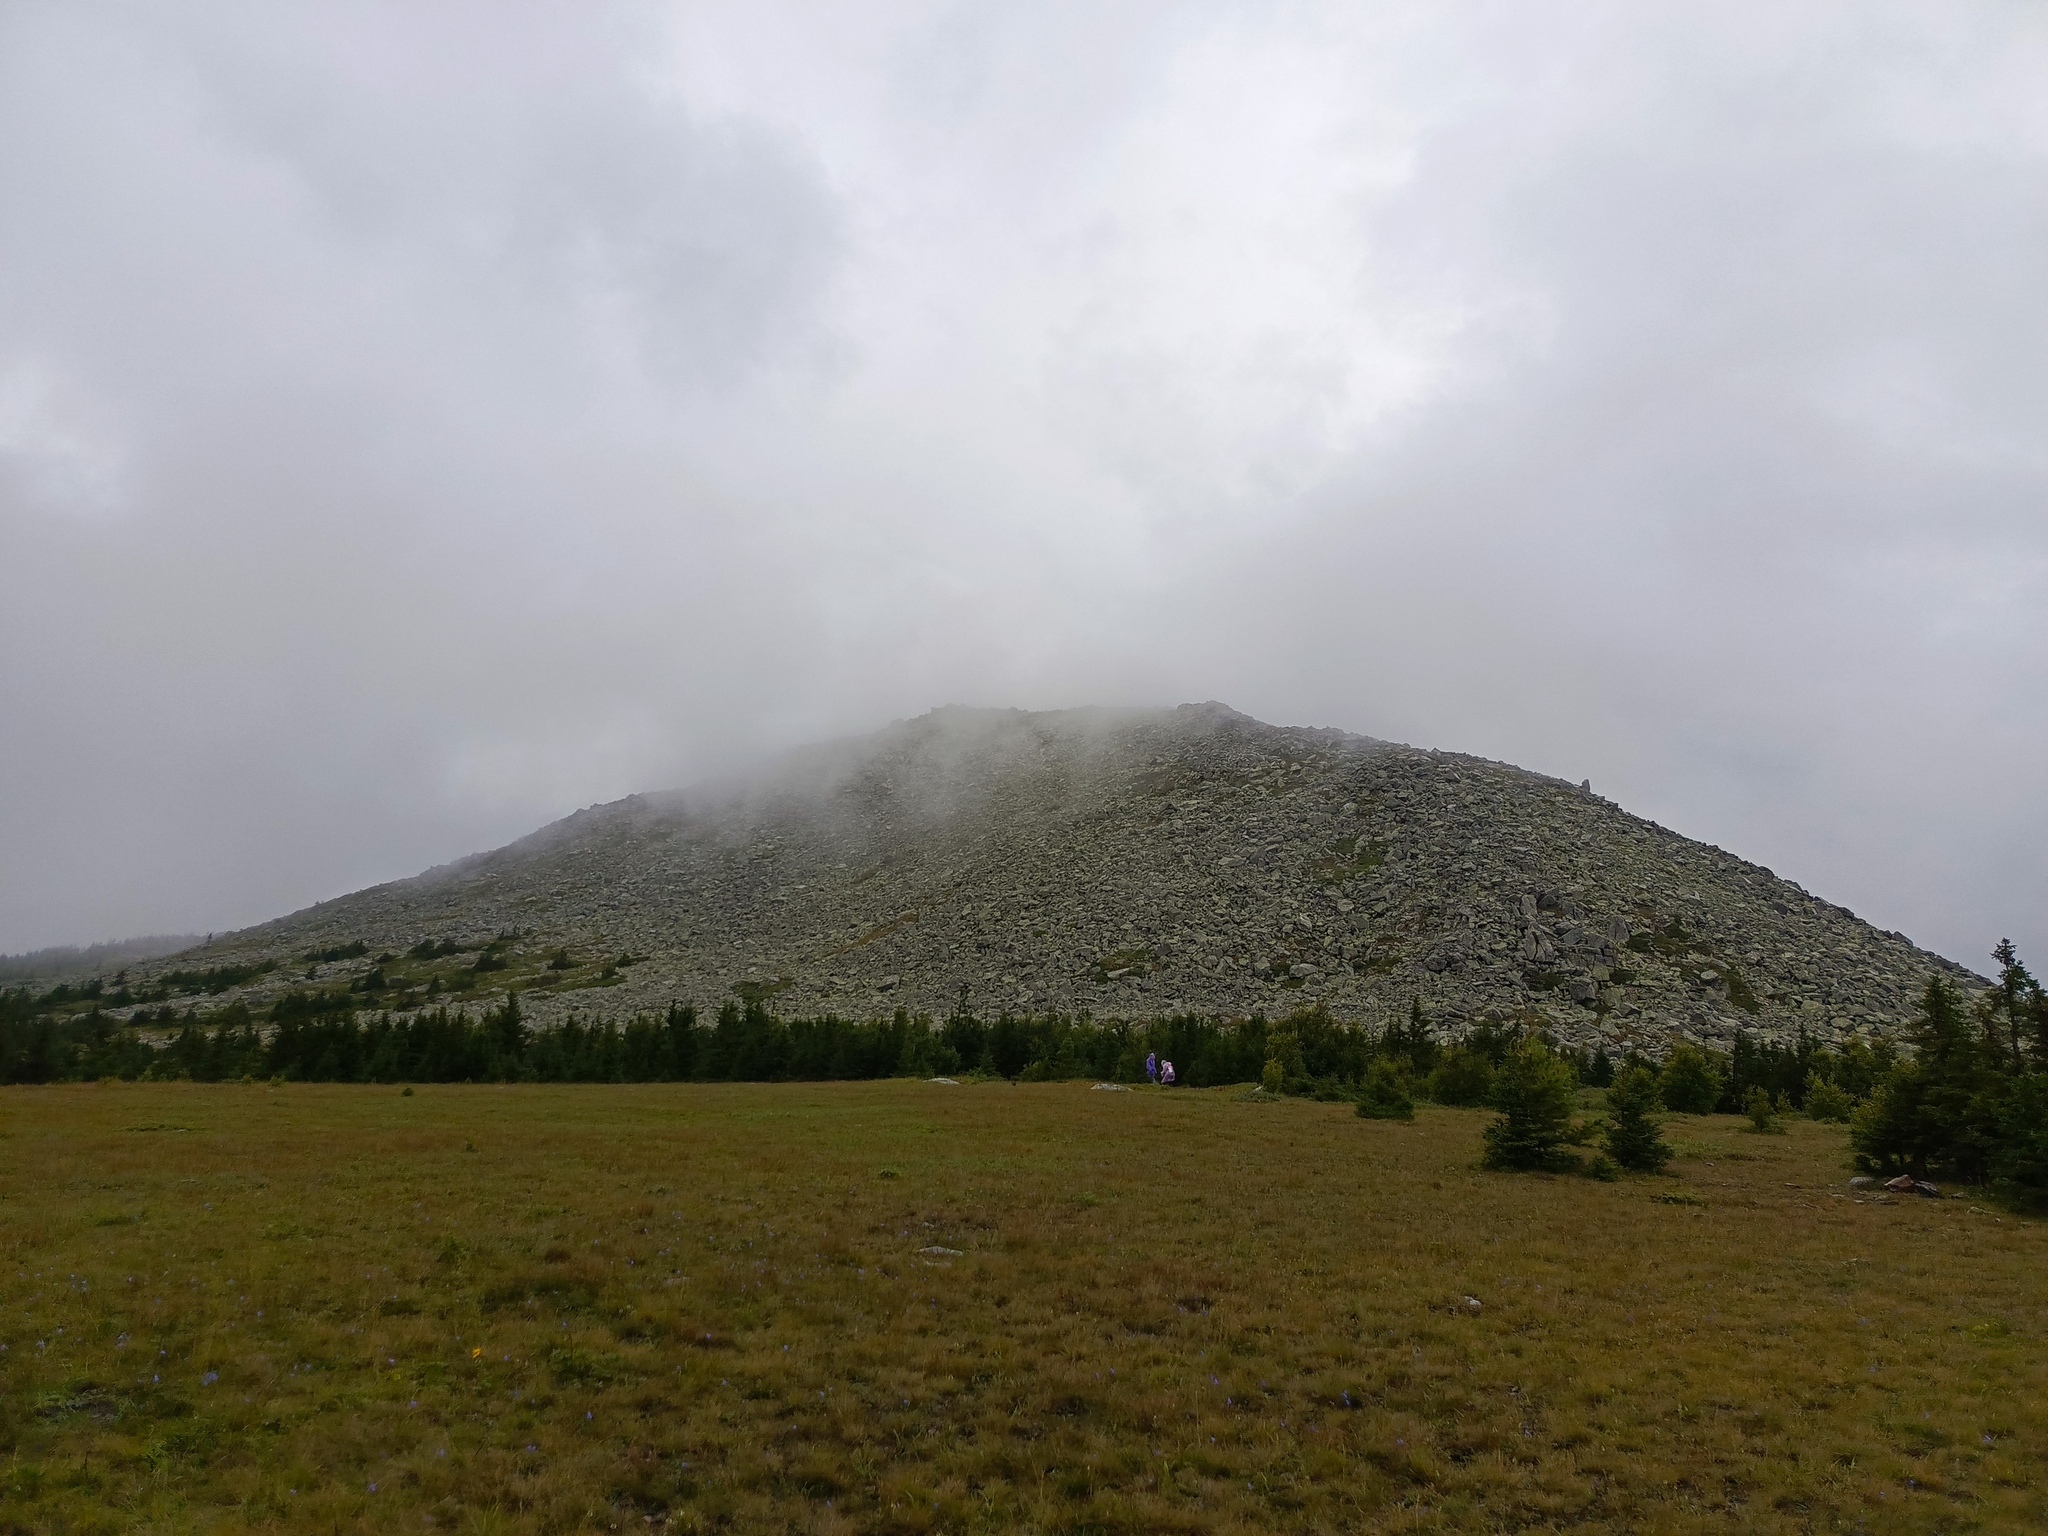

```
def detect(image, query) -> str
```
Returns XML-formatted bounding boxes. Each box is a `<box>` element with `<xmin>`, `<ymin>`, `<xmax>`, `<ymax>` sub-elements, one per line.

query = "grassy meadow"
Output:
<box><xmin>1</xmin><ymin>1081</ymin><xmax>2043</xmax><ymax>1534</ymax></box>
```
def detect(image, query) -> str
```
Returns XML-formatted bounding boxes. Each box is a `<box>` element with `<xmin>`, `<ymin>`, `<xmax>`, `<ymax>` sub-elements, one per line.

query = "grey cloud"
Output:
<box><xmin>1</xmin><ymin>1</ymin><xmax>2042</xmax><ymax>975</ymax></box>
<box><xmin>1132</xmin><ymin>4</ymin><xmax>2048</xmax><ymax>963</ymax></box>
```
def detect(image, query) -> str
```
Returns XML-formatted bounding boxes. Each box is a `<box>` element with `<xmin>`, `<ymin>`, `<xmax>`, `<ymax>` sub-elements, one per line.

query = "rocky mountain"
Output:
<box><xmin>115</xmin><ymin>704</ymin><xmax>1976</xmax><ymax>1056</ymax></box>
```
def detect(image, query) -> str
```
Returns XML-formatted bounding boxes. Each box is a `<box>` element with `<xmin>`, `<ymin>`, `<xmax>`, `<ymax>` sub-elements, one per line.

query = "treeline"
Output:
<box><xmin>0</xmin><ymin>982</ymin><xmax>1876</xmax><ymax>1107</ymax></box>
<box><xmin>7</xmin><ymin>940</ymin><xmax>2044</xmax><ymax>1212</ymax></box>
<box><xmin>1849</xmin><ymin>942</ymin><xmax>2048</xmax><ymax>1211</ymax></box>
<box><xmin>1412</xmin><ymin>1019</ymin><xmax>1892</xmax><ymax>1119</ymax></box>
<box><xmin>0</xmin><ymin>934</ymin><xmax>198</xmax><ymax>983</ymax></box>
<box><xmin>0</xmin><ymin>994</ymin><xmax>1332</xmax><ymax>1088</ymax></box>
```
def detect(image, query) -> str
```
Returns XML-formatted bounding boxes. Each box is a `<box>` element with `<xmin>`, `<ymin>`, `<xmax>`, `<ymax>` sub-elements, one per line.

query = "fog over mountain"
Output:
<box><xmin>2</xmin><ymin>2</ymin><xmax>2043</xmax><ymax>969</ymax></box>
<box><xmin>119</xmin><ymin>705</ymin><xmax>1970</xmax><ymax>1061</ymax></box>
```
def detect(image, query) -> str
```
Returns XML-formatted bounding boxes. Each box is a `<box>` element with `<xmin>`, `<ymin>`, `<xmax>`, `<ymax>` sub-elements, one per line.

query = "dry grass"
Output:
<box><xmin>1</xmin><ymin>1082</ymin><xmax>2042</xmax><ymax>1534</ymax></box>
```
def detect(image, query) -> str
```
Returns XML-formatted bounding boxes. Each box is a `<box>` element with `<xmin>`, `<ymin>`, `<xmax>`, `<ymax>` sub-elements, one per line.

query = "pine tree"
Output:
<box><xmin>1603</xmin><ymin>1066</ymin><xmax>1670</xmax><ymax>1171</ymax></box>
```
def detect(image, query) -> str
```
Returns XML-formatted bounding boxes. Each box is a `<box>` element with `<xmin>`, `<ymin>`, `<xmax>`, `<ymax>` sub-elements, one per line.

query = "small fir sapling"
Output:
<box><xmin>1482</xmin><ymin>1040</ymin><xmax>1582</xmax><ymax>1171</ymax></box>
<box><xmin>1803</xmin><ymin>1073</ymin><xmax>1854</xmax><ymax>1122</ymax></box>
<box><xmin>1603</xmin><ymin>1067</ymin><xmax>1671</xmax><ymax>1172</ymax></box>
<box><xmin>1743</xmin><ymin>1084</ymin><xmax>1786</xmax><ymax>1134</ymax></box>
<box><xmin>1658</xmin><ymin>1043</ymin><xmax>1722</xmax><ymax>1114</ymax></box>
<box><xmin>1426</xmin><ymin>1046</ymin><xmax>1494</xmax><ymax>1107</ymax></box>
<box><xmin>1355</xmin><ymin>1059</ymin><xmax>1415</xmax><ymax>1121</ymax></box>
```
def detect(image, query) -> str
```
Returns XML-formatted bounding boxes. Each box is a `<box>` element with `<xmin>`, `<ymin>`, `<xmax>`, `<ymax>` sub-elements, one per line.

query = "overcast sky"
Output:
<box><xmin>2</xmin><ymin>1</ymin><xmax>2043</xmax><ymax>971</ymax></box>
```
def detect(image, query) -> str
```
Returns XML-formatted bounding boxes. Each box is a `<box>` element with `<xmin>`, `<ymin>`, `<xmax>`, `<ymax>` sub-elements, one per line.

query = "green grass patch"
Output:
<box><xmin>1093</xmin><ymin>948</ymin><xmax>1156</xmax><ymax>982</ymax></box>
<box><xmin>1311</xmin><ymin>834</ymin><xmax>1386</xmax><ymax>884</ymax></box>
<box><xmin>0</xmin><ymin>1087</ymin><xmax>2042</xmax><ymax>1533</ymax></box>
<box><xmin>825</xmin><ymin>911</ymin><xmax>920</xmax><ymax>957</ymax></box>
<box><xmin>142</xmin><ymin>959</ymin><xmax>279</xmax><ymax>999</ymax></box>
<box><xmin>302</xmin><ymin>940</ymin><xmax>369</xmax><ymax>964</ymax></box>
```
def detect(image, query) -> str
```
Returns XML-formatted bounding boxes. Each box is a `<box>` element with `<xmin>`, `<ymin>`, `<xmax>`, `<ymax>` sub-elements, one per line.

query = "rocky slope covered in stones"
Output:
<box><xmin>117</xmin><ymin>704</ymin><xmax>1977</xmax><ymax>1056</ymax></box>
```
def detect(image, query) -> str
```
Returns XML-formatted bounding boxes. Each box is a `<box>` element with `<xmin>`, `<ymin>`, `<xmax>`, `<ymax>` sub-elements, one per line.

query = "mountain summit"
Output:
<box><xmin>139</xmin><ymin>704</ymin><xmax>1968</xmax><ymax>1054</ymax></box>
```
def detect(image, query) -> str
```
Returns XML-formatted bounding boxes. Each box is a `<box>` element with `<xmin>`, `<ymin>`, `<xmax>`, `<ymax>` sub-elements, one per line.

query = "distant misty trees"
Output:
<box><xmin>0</xmin><ymin>934</ymin><xmax>200</xmax><ymax>982</ymax></box>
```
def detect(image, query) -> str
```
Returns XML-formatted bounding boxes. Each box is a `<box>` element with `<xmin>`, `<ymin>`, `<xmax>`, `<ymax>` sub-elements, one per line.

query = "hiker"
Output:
<box><xmin>1160</xmin><ymin>1060</ymin><xmax>1176</xmax><ymax>1087</ymax></box>
<box><xmin>1145</xmin><ymin>1051</ymin><xmax>1159</xmax><ymax>1084</ymax></box>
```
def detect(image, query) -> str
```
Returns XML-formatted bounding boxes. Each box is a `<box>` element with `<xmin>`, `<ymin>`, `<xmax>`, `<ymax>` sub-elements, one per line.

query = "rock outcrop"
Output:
<box><xmin>120</xmin><ymin>704</ymin><xmax>1976</xmax><ymax>1054</ymax></box>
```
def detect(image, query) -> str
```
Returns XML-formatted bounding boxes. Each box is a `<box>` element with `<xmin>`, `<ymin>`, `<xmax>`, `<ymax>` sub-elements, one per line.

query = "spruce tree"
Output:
<box><xmin>1992</xmin><ymin>1075</ymin><xmax>2048</xmax><ymax>1213</ymax></box>
<box><xmin>1482</xmin><ymin>1040</ymin><xmax>1580</xmax><ymax>1170</ymax></box>
<box><xmin>1742</xmin><ymin>1084</ymin><xmax>1783</xmax><ymax>1133</ymax></box>
<box><xmin>1988</xmin><ymin>939</ymin><xmax>2040</xmax><ymax>1071</ymax></box>
<box><xmin>1851</xmin><ymin>977</ymin><xmax>1996</xmax><ymax>1181</ymax></box>
<box><xmin>1657</xmin><ymin>1043</ymin><xmax>1722</xmax><ymax>1114</ymax></box>
<box><xmin>1356</xmin><ymin>1058</ymin><xmax>1415</xmax><ymax>1120</ymax></box>
<box><xmin>1266</xmin><ymin>1017</ymin><xmax>1305</xmax><ymax>1091</ymax></box>
<box><xmin>1603</xmin><ymin>1066</ymin><xmax>1670</xmax><ymax>1171</ymax></box>
<box><xmin>1426</xmin><ymin>1046</ymin><xmax>1495</xmax><ymax>1107</ymax></box>
<box><xmin>1803</xmin><ymin>1071</ymin><xmax>1854</xmax><ymax>1122</ymax></box>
